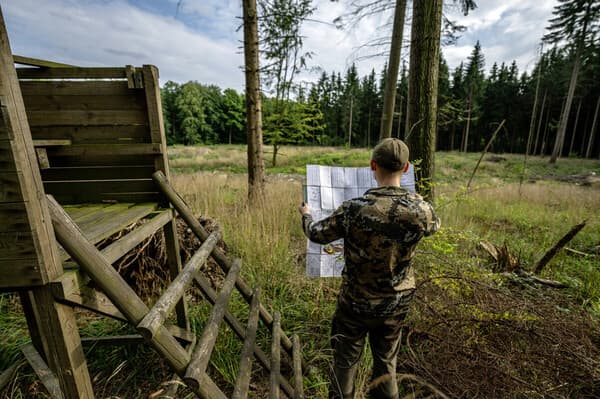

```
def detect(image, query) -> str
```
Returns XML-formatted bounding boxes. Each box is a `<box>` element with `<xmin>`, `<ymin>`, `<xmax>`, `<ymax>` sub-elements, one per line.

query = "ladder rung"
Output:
<box><xmin>231</xmin><ymin>288</ymin><xmax>261</xmax><ymax>399</ymax></box>
<box><xmin>292</xmin><ymin>334</ymin><xmax>304</xmax><ymax>399</ymax></box>
<box><xmin>137</xmin><ymin>230</ymin><xmax>221</xmax><ymax>340</ymax></box>
<box><xmin>192</xmin><ymin>274</ymin><xmax>296</xmax><ymax>397</ymax></box>
<box><xmin>270</xmin><ymin>311</ymin><xmax>281</xmax><ymax>399</ymax></box>
<box><xmin>184</xmin><ymin>258</ymin><xmax>242</xmax><ymax>391</ymax></box>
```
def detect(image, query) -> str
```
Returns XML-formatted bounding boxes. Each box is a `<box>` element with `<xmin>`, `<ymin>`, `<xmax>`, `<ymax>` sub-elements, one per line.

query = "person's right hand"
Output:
<box><xmin>298</xmin><ymin>202</ymin><xmax>311</xmax><ymax>216</ymax></box>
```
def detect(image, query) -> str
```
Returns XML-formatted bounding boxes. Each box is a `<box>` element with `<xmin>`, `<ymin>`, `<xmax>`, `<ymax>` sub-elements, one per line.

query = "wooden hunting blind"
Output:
<box><xmin>0</xmin><ymin>5</ymin><xmax>303</xmax><ymax>399</ymax></box>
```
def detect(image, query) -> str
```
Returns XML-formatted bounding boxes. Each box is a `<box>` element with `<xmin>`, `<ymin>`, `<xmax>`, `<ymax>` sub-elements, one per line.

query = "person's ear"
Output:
<box><xmin>402</xmin><ymin>162</ymin><xmax>410</xmax><ymax>173</ymax></box>
<box><xmin>370</xmin><ymin>159</ymin><xmax>377</xmax><ymax>171</ymax></box>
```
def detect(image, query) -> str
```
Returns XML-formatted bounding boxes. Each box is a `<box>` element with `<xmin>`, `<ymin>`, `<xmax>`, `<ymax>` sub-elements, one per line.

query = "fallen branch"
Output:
<box><xmin>534</xmin><ymin>221</ymin><xmax>587</xmax><ymax>274</ymax></box>
<box><xmin>565</xmin><ymin>247</ymin><xmax>593</xmax><ymax>257</ymax></box>
<box><xmin>467</xmin><ymin>120</ymin><xmax>506</xmax><ymax>191</ymax></box>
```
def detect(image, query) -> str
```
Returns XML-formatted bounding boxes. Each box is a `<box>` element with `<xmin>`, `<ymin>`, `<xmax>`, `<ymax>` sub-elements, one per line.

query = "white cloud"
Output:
<box><xmin>1</xmin><ymin>0</ymin><xmax>559</xmax><ymax>89</ymax></box>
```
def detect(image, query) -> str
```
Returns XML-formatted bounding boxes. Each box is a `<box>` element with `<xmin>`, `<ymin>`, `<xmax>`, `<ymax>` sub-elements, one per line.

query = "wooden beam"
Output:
<box><xmin>141</xmin><ymin>65</ymin><xmax>170</xmax><ymax>179</ymax></box>
<box><xmin>163</xmin><ymin>218</ymin><xmax>190</xmax><ymax>332</ymax></box>
<box><xmin>21</xmin><ymin>343</ymin><xmax>65</xmax><ymax>399</ymax></box>
<box><xmin>47</xmin><ymin>195</ymin><xmax>190</xmax><ymax>373</ymax></box>
<box><xmin>17</xmin><ymin>67</ymin><xmax>127</xmax><ymax>79</ymax></box>
<box><xmin>193</xmin><ymin>274</ymin><xmax>295</xmax><ymax>397</ymax></box>
<box><xmin>270</xmin><ymin>312</ymin><xmax>281</xmax><ymax>399</ymax></box>
<box><xmin>153</xmin><ymin>171</ymin><xmax>300</xmax><ymax>365</ymax></box>
<box><xmin>137</xmin><ymin>230</ymin><xmax>220</xmax><ymax>340</ymax></box>
<box><xmin>231</xmin><ymin>289</ymin><xmax>261</xmax><ymax>399</ymax></box>
<box><xmin>292</xmin><ymin>335</ymin><xmax>304</xmax><ymax>399</ymax></box>
<box><xmin>184</xmin><ymin>258</ymin><xmax>241</xmax><ymax>391</ymax></box>
<box><xmin>13</xmin><ymin>55</ymin><xmax>75</xmax><ymax>68</ymax></box>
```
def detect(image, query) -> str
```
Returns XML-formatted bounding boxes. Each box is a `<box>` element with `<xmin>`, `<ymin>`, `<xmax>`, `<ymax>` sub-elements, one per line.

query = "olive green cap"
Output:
<box><xmin>371</xmin><ymin>138</ymin><xmax>409</xmax><ymax>172</ymax></box>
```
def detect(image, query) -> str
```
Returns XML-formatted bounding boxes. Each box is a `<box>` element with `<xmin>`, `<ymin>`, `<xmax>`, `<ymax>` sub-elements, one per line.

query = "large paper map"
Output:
<box><xmin>305</xmin><ymin>164</ymin><xmax>416</xmax><ymax>277</ymax></box>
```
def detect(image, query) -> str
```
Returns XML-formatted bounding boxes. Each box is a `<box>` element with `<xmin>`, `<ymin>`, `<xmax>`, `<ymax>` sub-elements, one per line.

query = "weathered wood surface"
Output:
<box><xmin>48</xmin><ymin>196</ymin><xmax>190</xmax><ymax>373</ymax></box>
<box><xmin>13</xmin><ymin>55</ymin><xmax>75</xmax><ymax>68</ymax></box>
<box><xmin>41</xmin><ymin>165</ymin><xmax>156</xmax><ymax>182</ymax></box>
<box><xmin>137</xmin><ymin>230</ymin><xmax>221</xmax><ymax>340</ymax></box>
<box><xmin>141</xmin><ymin>65</ymin><xmax>170</xmax><ymax>179</ymax></box>
<box><xmin>184</xmin><ymin>258</ymin><xmax>241</xmax><ymax>390</ymax></box>
<box><xmin>231</xmin><ymin>289</ymin><xmax>261</xmax><ymax>399</ymax></box>
<box><xmin>17</xmin><ymin>67</ymin><xmax>127</xmax><ymax>79</ymax></box>
<box><xmin>31</xmin><ymin>125</ymin><xmax>150</xmax><ymax>144</ymax></box>
<box><xmin>292</xmin><ymin>335</ymin><xmax>304</xmax><ymax>399</ymax></box>
<box><xmin>193</xmin><ymin>273</ymin><xmax>295</xmax><ymax>397</ymax></box>
<box><xmin>163</xmin><ymin>217</ymin><xmax>189</xmax><ymax>332</ymax></box>
<box><xmin>21</xmin><ymin>343</ymin><xmax>65</xmax><ymax>399</ymax></box>
<box><xmin>270</xmin><ymin>312</ymin><xmax>281</xmax><ymax>399</ymax></box>
<box><xmin>0</xmin><ymin>5</ymin><xmax>63</xmax><ymax>290</ymax></box>
<box><xmin>20</xmin><ymin>81</ymin><xmax>134</xmax><ymax>96</ymax></box>
<box><xmin>27</xmin><ymin>110</ymin><xmax>148</xmax><ymax>127</ymax></box>
<box><xmin>23</xmin><ymin>93</ymin><xmax>147</xmax><ymax>112</ymax></box>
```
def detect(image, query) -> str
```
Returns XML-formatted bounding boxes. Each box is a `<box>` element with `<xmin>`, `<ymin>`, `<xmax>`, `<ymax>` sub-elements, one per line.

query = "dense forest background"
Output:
<box><xmin>161</xmin><ymin>41</ymin><xmax>600</xmax><ymax>158</ymax></box>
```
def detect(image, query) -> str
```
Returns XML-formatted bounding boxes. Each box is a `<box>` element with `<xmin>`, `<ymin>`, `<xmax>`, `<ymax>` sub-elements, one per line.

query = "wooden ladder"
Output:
<box><xmin>45</xmin><ymin>171</ymin><xmax>305</xmax><ymax>399</ymax></box>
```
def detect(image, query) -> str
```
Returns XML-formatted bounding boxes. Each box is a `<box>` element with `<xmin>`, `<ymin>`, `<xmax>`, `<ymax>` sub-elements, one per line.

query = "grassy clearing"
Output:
<box><xmin>1</xmin><ymin>145</ymin><xmax>599</xmax><ymax>398</ymax></box>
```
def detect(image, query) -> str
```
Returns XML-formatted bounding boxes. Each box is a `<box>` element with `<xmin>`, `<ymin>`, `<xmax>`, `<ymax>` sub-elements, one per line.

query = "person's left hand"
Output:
<box><xmin>298</xmin><ymin>202</ymin><xmax>311</xmax><ymax>216</ymax></box>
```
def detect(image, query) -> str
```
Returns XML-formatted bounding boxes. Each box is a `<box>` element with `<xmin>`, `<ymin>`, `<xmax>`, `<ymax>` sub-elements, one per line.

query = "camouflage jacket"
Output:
<box><xmin>302</xmin><ymin>186</ymin><xmax>440</xmax><ymax>317</ymax></box>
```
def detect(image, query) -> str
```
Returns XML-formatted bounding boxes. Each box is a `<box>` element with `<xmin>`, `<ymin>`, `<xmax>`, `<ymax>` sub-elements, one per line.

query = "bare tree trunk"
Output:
<box><xmin>534</xmin><ymin>90</ymin><xmax>547</xmax><ymax>155</ymax></box>
<box><xmin>527</xmin><ymin>50</ymin><xmax>543</xmax><ymax>156</ymax></box>
<box><xmin>396</xmin><ymin>95</ymin><xmax>404</xmax><ymax>138</ymax></box>
<box><xmin>568</xmin><ymin>98</ymin><xmax>582</xmax><ymax>156</ymax></box>
<box><xmin>348</xmin><ymin>95</ymin><xmax>353</xmax><ymax>146</ymax></box>
<box><xmin>585</xmin><ymin>96</ymin><xmax>600</xmax><ymax>158</ymax></box>
<box><xmin>462</xmin><ymin>87</ymin><xmax>473</xmax><ymax>153</ymax></box>
<box><xmin>379</xmin><ymin>0</ymin><xmax>407</xmax><ymax>140</ymax></box>
<box><xmin>550</xmin><ymin>49</ymin><xmax>581</xmax><ymax>163</ymax></box>
<box><xmin>243</xmin><ymin>0</ymin><xmax>265</xmax><ymax>202</ymax></box>
<box><xmin>405</xmin><ymin>0</ymin><xmax>443</xmax><ymax>201</ymax></box>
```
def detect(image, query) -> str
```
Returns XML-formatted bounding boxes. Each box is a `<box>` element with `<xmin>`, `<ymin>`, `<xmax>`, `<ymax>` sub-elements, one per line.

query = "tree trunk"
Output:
<box><xmin>585</xmin><ymin>96</ymin><xmax>600</xmax><ymax>158</ymax></box>
<box><xmin>396</xmin><ymin>95</ymin><xmax>404</xmax><ymax>138</ymax></box>
<box><xmin>243</xmin><ymin>0</ymin><xmax>265</xmax><ymax>202</ymax></box>
<box><xmin>272</xmin><ymin>144</ymin><xmax>279</xmax><ymax>167</ymax></box>
<box><xmin>568</xmin><ymin>98</ymin><xmax>582</xmax><ymax>156</ymax></box>
<box><xmin>549</xmin><ymin>49</ymin><xmax>581</xmax><ymax>163</ymax></box>
<box><xmin>379</xmin><ymin>0</ymin><xmax>407</xmax><ymax>140</ymax></box>
<box><xmin>534</xmin><ymin>90</ymin><xmax>547</xmax><ymax>156</ymax></box>
<box><xmin>405</xmin><ymin>0</ymin><xmax>443</xmax><ymax>201</ymax></box>
<box><xmin>462</xmin><ymin>87</ymin><xmax>473</xmax><ymax>153</ymax></box>
<box><xmin>348</xmin><ymin>95</ymin><xmax>353</xmax><ymax>146</ymax></box>
<box><xmin>527</xmin><ymin>52</ymin><xmax>543</xmax><ymax>156</ymax></box>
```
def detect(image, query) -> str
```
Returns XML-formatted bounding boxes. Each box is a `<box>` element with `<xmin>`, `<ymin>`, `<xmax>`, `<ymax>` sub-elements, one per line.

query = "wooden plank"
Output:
<box><xmin>17</xmin><ymin>67</ymin><xmax>127</xmax><ymax>79</ymax></box>
<box><xmin>142</xmin><ymin>65</ymin><xmax>170</xmax><ymax>178</ymax></box>
<box><xmin>26</xmin><ymin>287</ymin><xmax>95</xmax><ymax>398</ymax></box>
<box><xmin>44</xmin><ymin>180</ymin><xmax>157</xmax><ymax>204</ymax></box>
<box><xmin>0</xmin><ymin>257</ymin><xmax>43</xmax><ymax>288</ymax></box>
<box><xmin>30</xmin><ymin>125</ymin><xmax>151</xmax><ymax>144</ymax></box>
<box><xmin>21</xmin><ymin>343</ymin><xmax>65</xmax><ymax>399</ymax></box>
<box><xmin>75</xmin><ymin>202</ymin><xmax>158</xmax><ymax>244</ymax></box>
<box><xmin>27</xmin><ymin>110</ymin><xmax>148</xmax><ymax>127</ymax></box>
<box><xmin>100</xmin><ymin>209</ymin><xmax>173</xmax><ymax>264</ymax></box>
<box><xmin>0</xmin><ymin>170</ymin><xmax>23</xmax><ymax>202</ymax></box>
<box><xmin>0</xmin><ymin>139</ymin><xmax>16</xmax><ymax>170</ymax></box>
<box><xmin>270</xmin><ymin>312</ymin><xmax>281</xmax><ymax>399</ymax></box>
<box><xmin>292</xmin><ymin>335</ymin><xmax>304</xmax><ymax>399</ymax></box>
<box><xmin>63</xmin><ymin>203</ymin><xmax>112</xmax><ymax>221</ymax></box>
<box><xmin>137</xmin><ymin>230</ymin><xmax>221</xmax><ymax>340</ymax></box>
<box><xmin>163</xmin><ymin>218</ymin><xmax>189</xmax><ymax>332</ymax></box>
<box><xmin>41</xmin><ymin>165</ymin><xmax>155</xmax><ymax>181</ymax></box>
<box><xmin>48</xmin><ymin>154</ymin><xmax>156</xmax><ymax>168</ymax></box>
<box><xmin>48</xmin><ymin>196</ymin><xmax>190</xmax><ymax>373</ymax></box>
<box><xmin>20</xmin><ymin>80</ymin><xmax>133</xmax><ymax>96</ymax></box>
<box><xmin>0</xmin><ymin>7</ymin><xmax>64</xmax><ymax>287</ymax></box>
<box><xmin>13</xmin><ymin>55</ymin><xmax>76</xmax><ymax>68</ymax></box>
<box><xmin>231</xmin><ymin>289</ymin><xmax>261</xmax><ymax>399</ymax></box>
<box><xmin>0</xmin><ymin>201</ymin><xmax>30</xmax><ymax>232</ymax></box>
<box><xmin>32</xmin><ymin>139</ymin><xmax>72</xmax><ymax>146</ymax></box>
<box><xmin>45</xmin><ymin>143</ymin><xmax>161</xmax><ymax>157</ymax></box>
<box><xmin>23</xmin><ymin>93</ymin><xmax>147</xmax><ymax>111</ymax></box>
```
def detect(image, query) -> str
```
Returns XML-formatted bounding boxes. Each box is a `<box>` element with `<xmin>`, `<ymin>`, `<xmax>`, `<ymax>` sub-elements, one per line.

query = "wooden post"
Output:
<box><xmin>270</xmin><ymin>312</ymin><xmax>281</xmax><ymax>399</ymax></box>
<box><xmin>47</xmin><ymin>195</ymin><xmax>190</xmax><ymax>373</ymax></box>
<box><xmin>153</xmin><ymin>171</ymin><xmax>300</xmax><ymax>364</ymax></box>
<box><xmin>184</xmin><ymin>259</ymin><xmax>242</xmax><ymax>390</ymax></box>
<box><xmin>137</xmin><ymin>230</ymin><xmax>221</xmax><ymax>340</ymax></box>
<box><xmin>292</xmin><ymin>335</ymin><xmax>304</xmax><ymax>399</ymax></box>
<box><xmin>193</xmin><ymin>274</ymin><xmax>295</xmax><ymax>397</ymax></box>
<box><xmin>231</xmin><ymin>289</ymin><xmax>261</xmax><ymax>399</ymax></box>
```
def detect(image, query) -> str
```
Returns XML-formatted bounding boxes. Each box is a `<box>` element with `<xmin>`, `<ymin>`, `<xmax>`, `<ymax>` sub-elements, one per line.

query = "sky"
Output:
<box><xmin>1</xmin><ymin>0</ymin><xmax>557</xmax><ymax>91</ymax></box>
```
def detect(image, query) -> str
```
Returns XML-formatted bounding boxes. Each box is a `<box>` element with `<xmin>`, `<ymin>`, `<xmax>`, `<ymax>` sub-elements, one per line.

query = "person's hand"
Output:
<box><xmin>298</xmin><ymin>202</ymin><xmax>311</xmax><ymax>216</ymax></box>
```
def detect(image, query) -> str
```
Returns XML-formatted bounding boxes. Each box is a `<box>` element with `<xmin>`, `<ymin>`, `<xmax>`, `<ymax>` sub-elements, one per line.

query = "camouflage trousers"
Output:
<box><xmin>329</xmin><ymin>303</ymin><xmax>409</xmax><ymax>399</ymax></box>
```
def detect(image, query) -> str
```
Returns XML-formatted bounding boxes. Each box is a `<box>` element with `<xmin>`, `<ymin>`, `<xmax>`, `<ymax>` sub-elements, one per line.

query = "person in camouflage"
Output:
<box><xmin>298</xmin><ymin>138</ymin><xmax>440</xmax><ymax>399</ymax></box>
